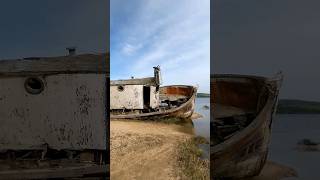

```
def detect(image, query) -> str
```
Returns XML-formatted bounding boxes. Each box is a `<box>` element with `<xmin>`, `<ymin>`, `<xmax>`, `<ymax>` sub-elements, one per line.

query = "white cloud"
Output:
<box><xmin>112</xmin><ymin>0</ymin><xmax>210</xmax><ymax>92</ymax></box>
<box><xmin>121</xmin><ymin>43</ymin><xmax>142</xmax><ymax>55</ymax></box>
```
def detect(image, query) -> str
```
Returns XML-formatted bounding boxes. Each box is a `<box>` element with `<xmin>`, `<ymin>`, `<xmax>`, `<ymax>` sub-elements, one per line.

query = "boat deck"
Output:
<box><xmin>212</xmin><ymin>103</ymin><xmax>256</xmax><ymax>145</ymax></box>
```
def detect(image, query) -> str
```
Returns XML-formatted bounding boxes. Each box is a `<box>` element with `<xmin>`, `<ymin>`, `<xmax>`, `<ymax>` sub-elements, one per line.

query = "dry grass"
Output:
<box><xmin>175</xmin><ymin>137</ymin><xmax>209</xmax><ymax>180</ymax></box>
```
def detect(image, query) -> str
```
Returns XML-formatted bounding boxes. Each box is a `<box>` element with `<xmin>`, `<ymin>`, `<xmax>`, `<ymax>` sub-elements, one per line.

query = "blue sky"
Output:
<box><xmin>111</xmin><ymin>0</ymin><xmax>210</xmax><ymax>93</ymax></box>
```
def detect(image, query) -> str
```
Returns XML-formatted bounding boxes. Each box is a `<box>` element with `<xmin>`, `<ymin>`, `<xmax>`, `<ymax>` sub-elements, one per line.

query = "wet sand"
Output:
<box><xmin>110</xmin><ymin>120</ymin><xmax>194</xmax><ymax>180</ymax></box>
<box><xmin>243</xmin><ymin>161</ymin><xmax>298</xmax><ymax>180</ymax></box>
<box><xmin>191</xmin><ymin>112</ymin><xmax>204</xmax><ymax>119</ymax></box>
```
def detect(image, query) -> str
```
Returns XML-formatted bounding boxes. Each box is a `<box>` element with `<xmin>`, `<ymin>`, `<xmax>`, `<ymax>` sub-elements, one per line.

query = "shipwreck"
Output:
<box><xmin>211</xmin><ymin>73</ymin><xmax>283</xmax><ymax>178</ymax></box>
<box><xmin>110</xmin><ymin>66</ymin><xmax>197</xmax><ymax>120</ymax></box>
<box><xmin>0</xmin><ymin>52</ymin><xmax>109</xmax><ymax>179</ymax></box>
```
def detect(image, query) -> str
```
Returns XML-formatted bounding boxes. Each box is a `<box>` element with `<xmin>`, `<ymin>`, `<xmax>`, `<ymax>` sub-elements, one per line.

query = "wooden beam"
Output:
<box><xmin>0</xmin><ymin>53</ymin><xmax>109</xmax><ymax>76</ymax></box>
<box><xmin>110</xmin><ymin>77</ymin><xmax>157</xmax><ymax>86</ymax></box>
<box><xmin>0</xmin><ymin>164</ymin><xmax>108</xmax><ymax>179</ymax></box>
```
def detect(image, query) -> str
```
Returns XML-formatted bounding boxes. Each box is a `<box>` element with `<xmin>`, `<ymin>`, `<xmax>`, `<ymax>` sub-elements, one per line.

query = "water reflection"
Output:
<box><xmin>193</xmin><ymin>98</ymin><xmax>210</xmax><ymax>159</ymax></box>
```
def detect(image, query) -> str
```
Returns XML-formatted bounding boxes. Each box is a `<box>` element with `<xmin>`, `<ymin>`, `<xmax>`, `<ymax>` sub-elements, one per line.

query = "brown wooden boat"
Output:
<box><xmin>211</xmin><ymin>73</ymin><xmax>283</xmax><ymax>178</ymax></box>
<box><xmin>110</xmin><ymin>85</ymin><xmax>197</xmax><ymax>120</ymax></box>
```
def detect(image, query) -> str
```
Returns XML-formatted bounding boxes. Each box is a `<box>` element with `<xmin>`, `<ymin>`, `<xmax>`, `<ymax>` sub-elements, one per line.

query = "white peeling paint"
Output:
<box><xmin>0</xmin><ymin>74</ymin><xmax>106</xmax><ymax>150</ymax></box>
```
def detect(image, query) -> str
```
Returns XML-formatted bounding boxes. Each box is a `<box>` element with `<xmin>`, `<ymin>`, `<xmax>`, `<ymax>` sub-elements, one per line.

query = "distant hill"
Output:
<box><xmin>193</xmin><ymin>97</ymin><xmax>320</xmax><ymax>113</ymax></box>
<box><xmin>197</xmin><ymin>93</ymin><xmax>210</xmax><ymax>98</ymax></box>
<box><xmin>277</xmin><ymin>99</ymin><xmax>320</xmax><ymax>114</ymax></box>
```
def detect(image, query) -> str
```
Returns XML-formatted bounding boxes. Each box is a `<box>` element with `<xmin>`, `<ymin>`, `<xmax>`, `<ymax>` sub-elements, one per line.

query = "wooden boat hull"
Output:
<box><xmin>110</xmin><ymin>85</ymin><xmax>197</xmax><ymax>120</ymax></box>
<box><xmin>211</xmin><ymin>74</ymin><xmax>282</xmax><ymax>178</ymax></box>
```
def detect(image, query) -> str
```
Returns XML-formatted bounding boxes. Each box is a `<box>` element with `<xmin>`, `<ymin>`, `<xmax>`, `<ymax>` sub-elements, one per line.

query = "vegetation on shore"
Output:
<box><xmin>277</xmin><ymin>99</ymin><xmax>320</xmax><ymax>114</ymax></box>
<box><xmin>154</xmin><ymin>117</ymin><xmax>190</xmax><ymax>124</ymax></box>
<box><xmin>176</xmin><ymin>136</ymin><xmax>209</xmax><ymax>180</ymax></box>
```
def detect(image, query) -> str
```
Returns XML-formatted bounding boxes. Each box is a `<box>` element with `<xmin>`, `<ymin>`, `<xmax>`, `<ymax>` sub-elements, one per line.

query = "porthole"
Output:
<box><xmin>24</xmin><ymin>77</ymin><xmax>44</xmax><ymax>95</ymax></box>
<box><xmin>117</xmin><ymin>85</ymin><xmax>124</xmax><ymax>92</ymax></box>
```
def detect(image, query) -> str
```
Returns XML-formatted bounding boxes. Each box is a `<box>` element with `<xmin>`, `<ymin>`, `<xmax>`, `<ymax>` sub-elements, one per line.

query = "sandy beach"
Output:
<box><xmin>110</xmin><ymin>120</ymin><xmax>208</xmax><ymax>180</ymax></box>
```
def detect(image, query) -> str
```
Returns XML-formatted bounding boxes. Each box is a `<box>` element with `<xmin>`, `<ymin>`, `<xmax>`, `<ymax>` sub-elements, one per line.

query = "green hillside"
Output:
<box><xmin>197</xmin><ymin>93</ymin><xmax>210</xmax><ymax>98</ymax></box>
<box><xmin>277</xmin><ymin>99</ymin><xmax>320</xmax><ymax>114</ymax></box>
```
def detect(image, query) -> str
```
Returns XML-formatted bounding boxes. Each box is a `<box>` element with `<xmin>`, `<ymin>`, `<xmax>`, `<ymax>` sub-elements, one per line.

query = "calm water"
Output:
<box><xmin>269</xmin><ymin>114</ymin><xmax>320</xmax><ymax>180</ymax></box>
<box><xmin>192</xmin><ymin>97</ymin><xmax>210</xmax><ymax>159</ymax></box>
<box><xmin>192</xmin><ymin>103</ymin><xmax>320</xmax><ymax>178</ymax></box>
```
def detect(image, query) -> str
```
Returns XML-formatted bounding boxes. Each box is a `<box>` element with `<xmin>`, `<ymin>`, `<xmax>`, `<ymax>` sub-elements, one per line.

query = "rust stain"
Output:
<box><xmin>76</xmin><ymin>85</ymin><xmax>91</xmax><ymax>115</ymax></box>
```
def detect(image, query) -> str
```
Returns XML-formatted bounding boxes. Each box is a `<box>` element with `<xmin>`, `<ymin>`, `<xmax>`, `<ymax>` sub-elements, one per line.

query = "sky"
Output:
<box><xmin>111</xmin><ymin>0</ymin><xmax>210</xmax><ymax>93</ymax></box>
<box><xmin>0</xmin><ymin>0</ymin><xmax>108</xmax><ymax>59</ymax></box>
<box><xmin>213</xmin><ymin>0</ymin><xmax>320</xmax><ymax>101</ymax></box>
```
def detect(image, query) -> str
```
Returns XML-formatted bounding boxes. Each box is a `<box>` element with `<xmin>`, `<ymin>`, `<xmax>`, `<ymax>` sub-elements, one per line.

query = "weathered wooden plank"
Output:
<box><xmin>0</xmin><ymin>53</ymin><xmax>109</xmax><ymax>76</ymax></box>
<box><xmin>0</xmin><ymin>164</ymin><xmax>108</xmax><ymax>179</ymax></box>
<box><xmin>110</xmin><ymin>77</ymin><xmax>156</xmax><ymax>85</ymax></box>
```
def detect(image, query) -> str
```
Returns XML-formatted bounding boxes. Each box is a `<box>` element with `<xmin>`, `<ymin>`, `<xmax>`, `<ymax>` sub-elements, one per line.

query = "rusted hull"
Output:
<box><xmin>211</xmin><ymin>74</ymin><xmax>282</xmax><ymax>178</ymax></box>
<box><xmin>110</xmin><ymin>85</ymin><xmax>197</xmax><ymax>120</ymax></box>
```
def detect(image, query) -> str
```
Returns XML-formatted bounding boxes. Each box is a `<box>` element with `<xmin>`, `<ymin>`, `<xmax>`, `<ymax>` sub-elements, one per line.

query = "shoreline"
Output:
<box><xmin>110</xmin><ymin>120</ymin><xmax>209</xmax><ymax>180</ymax></box>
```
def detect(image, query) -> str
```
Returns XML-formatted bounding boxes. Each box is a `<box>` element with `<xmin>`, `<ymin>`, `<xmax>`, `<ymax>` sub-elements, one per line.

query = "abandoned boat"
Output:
<box><xmin>110</xmin><ymin>67</ymin><xmax>197</xmax><ymax>120</ymax></box>
<box><xmin>211</xmin><ymin>73</ymin><xmax>283</xmax><ymax>178</ymax></box>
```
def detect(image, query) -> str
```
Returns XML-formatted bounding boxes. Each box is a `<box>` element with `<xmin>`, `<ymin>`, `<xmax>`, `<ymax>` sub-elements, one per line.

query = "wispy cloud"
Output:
<box><xmin>121</xmin><ymin>43</ymin><xmax>142</xmax><ymax>55</ymax></box>
<box><xmin>111</xmin><ymin>0</ymin><xmax>210</xmax><ymax>93</ymax></box>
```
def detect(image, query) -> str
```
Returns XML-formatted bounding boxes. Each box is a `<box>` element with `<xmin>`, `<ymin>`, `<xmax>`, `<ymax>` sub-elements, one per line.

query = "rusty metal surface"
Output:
<box><xmin>211</xmin><ymin>74</ymin><xmax>282</xmax><ymax>178</ymax></box>
<box><xmin>213</xmin><ymin>80</ymin><xmax>261</xmax><ymax>111</ymax></box>
<box><xmin>0</xmin><ymin>74</ymin><xmax>107</xmax><ymax>150</ymax></box>
<box><xmin>160</xmin><ymin>85</ymin><xmax>194</xmax><ymax>97</ymax></box>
